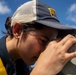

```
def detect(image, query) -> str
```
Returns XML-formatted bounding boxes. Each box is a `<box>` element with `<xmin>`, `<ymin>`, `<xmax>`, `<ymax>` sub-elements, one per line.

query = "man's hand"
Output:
<box><xmin>30</xmin><ymin>34</ymin><xmax>76</xmax><ymax>75</ymax></box>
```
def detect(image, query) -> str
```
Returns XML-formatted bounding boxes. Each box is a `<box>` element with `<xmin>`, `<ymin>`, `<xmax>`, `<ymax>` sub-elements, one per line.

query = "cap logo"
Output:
<box><xmin>48</xmin><ymin>8</ymin><xmax>56</xmax><ymax>18</ymax></box>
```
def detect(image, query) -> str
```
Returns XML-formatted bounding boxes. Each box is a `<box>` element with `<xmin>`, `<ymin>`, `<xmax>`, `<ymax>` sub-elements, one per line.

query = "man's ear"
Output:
<box><xmin>12</xmin><ymin>22</ymin><xmax>22</xmax><ymax>38</ymax></box>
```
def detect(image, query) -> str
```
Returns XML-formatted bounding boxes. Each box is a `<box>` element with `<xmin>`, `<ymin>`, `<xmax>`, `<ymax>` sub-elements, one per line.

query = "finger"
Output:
<box><xmin>65</xmin><ymin>52</ymin><xmax>76</xmax><ymax>60</ymax></box>
<box><xmin>47</xmin><ymin>40</ymin><xmax>58</xmax><ymax>49</ymax></box>
<box><xmin>49</xmin><ymin>40</ymin><xmax>58</xmax><ymax>45</ymax></box>
<box><xmin>54</xmin><ymin>38</ymin><xmax>62</xmax><ymax>42</ymax></box>
<box><xmin>61</xmin><ymin>37</ymin><xmax>76</xmax><ymax>52</ymax></box>
<box><xmin>59</xmin><ymin>34</ymin><xmax>75</xmax><ymax>45</ymax></box>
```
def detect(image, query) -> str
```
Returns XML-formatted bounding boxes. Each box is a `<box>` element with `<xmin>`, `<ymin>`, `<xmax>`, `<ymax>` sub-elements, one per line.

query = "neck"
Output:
<box><xmin>6</xmin><ymin>36</ymin><xmax>20</xmax><ymax>62</ymax></box>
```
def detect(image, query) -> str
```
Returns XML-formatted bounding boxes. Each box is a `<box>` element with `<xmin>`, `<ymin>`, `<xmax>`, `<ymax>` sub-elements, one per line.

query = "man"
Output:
<box><xmin>0</xmin><ymin>0</ymin><xmax>76</xmax><ymax>75</ymax></box>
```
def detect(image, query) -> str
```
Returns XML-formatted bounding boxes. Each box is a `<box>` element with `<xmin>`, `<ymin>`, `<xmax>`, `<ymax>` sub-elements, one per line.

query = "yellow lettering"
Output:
<box><xmin>48</xmin><ymin>8</ymin><xmax>56</xmax><ymax>17</ymax></box>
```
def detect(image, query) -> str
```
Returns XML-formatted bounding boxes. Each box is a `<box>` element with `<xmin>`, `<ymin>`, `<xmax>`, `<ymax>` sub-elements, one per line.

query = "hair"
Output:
<box><xmin>4</xmin><ymin>17</ymin><xmax>45</xmax><ymax>38</ymax></box>
<box><xmin>5</xmin><ymin>17</ymin><xmax>13</xmax><ymax>37</ymax></box>
<box><xmin>21</xmin><ymin>22</ymin><xmax>44</xmax><ymax>32</ymax></box>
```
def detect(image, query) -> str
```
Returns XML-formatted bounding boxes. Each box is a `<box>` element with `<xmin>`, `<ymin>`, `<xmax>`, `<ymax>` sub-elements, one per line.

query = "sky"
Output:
<box><xmin>0</xmin><ymin>0</ymin><xmax>76</xmax><ymax>38</ymax></box>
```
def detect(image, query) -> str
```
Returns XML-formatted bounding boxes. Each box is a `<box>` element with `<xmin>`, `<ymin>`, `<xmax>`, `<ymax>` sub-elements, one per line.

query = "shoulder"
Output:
<box><xmin>0</xmin><ymin>36</ymin><xmax>7</xmax><ymax>55</ymax></box>
<box><xmin>0</xmin><ymin>36</ymin><xmax>7</xmax><ymax>44</ymax></box>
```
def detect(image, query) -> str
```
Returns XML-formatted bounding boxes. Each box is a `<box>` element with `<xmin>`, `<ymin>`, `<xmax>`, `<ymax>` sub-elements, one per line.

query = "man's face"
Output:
<box><xmin>17</xmin><ymin>26</ymin><xmax>58</xmax><ymax>65</ymax></box>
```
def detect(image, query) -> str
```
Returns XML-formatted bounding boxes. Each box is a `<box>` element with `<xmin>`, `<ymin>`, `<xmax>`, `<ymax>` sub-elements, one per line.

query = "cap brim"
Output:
<box><xmin>35</xmin><ymin>20</ymin><xmax>76</xmax><ymax>30</ymax></box>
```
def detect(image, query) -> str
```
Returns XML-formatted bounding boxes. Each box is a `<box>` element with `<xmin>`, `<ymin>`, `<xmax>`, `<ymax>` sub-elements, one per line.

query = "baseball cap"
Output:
<box><xmin>11</xmin><ymin>0</ymin><xmax>76</xmax><ymax>30</ymax></box>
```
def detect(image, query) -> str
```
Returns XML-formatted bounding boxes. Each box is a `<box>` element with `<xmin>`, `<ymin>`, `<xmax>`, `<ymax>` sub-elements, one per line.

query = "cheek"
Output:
<box><xmin>25</xmin><ymin>39</ymin><xmax>42</xmax><ymax>56</ymax></box>
<box><xmin>18</xmin><ymin>37</ymin><xmax>42</xmax><ymax>58</ymax></box>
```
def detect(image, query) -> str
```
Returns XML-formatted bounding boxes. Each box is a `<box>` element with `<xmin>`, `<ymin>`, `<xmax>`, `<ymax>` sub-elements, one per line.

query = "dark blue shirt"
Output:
<box><xmin>0</xmin><ymin>36</ymin><xmax>30</xmax><ymax>75</ymax></box>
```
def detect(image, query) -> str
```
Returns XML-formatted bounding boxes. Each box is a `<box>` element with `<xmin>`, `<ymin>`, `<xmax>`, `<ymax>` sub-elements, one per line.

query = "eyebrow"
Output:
<box><xmin>43</xmin><ymin>35</ymin><xmax>58</xmax><ymax>42</ymax></box>
<box><xmin>42</xmin><ymin>35</ymin><xmax>51</xmax><ymax>42</ymax></box>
